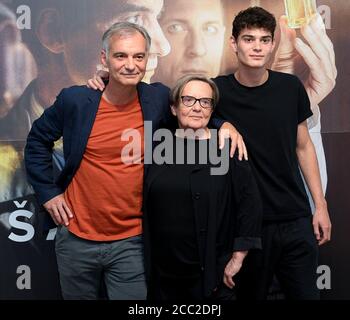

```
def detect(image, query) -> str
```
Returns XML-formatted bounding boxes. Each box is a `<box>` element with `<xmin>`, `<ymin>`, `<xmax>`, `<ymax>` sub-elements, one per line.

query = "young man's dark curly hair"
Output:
<box><xmin>232</xmin><ymin>6</ymin><xmax>276</xmax><ymax>40</ymax></box>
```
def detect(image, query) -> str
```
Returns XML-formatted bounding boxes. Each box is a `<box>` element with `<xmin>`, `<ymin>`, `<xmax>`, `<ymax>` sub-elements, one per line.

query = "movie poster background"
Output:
<box><xmin>0</xmin><ymin>0</ymin><xmax>348</xmax><ymax>299</ymax></box>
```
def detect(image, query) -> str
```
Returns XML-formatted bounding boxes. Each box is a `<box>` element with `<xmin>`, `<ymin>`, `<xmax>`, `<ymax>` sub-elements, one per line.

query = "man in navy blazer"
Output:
<box><xmin>25</xmin><ymin>22</ymin><xmax>173</xmax><ymax>300</ymax></box>
<box><xmin>25</xmin><ymin>82</ymin><xmax>172</xmax><ymax>207</ymax></box>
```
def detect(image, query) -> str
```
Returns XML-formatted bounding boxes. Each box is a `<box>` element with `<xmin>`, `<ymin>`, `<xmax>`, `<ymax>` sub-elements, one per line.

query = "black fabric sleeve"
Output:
<box><xmin>297</xmin><ymin>78</ymin><xmax>313</xmax><ymax>124</ymax></box>
<box><xmin>209</xmin><ymin>116</ymin><xmax>225</xmax><ymax>129</ymax></box>
<box><xmin>153</xmin><ymin>82</ymin><xmax>177</xmax><ymax>130</ymax></box>
<box><xmin>231</xmin><ymin>157</ymin><xmax>262</xmax><ymax>251</ymax></box>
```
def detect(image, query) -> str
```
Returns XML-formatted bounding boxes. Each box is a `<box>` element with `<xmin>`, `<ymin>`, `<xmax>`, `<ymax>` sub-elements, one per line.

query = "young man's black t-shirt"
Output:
<box><xmin>213</xmin><ymin>70</ymin><xmax>313</xmax><ymax>221</ymax></box>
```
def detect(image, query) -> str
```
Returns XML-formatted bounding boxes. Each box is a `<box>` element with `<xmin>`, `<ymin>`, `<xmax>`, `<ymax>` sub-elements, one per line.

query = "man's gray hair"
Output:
<box><xmin>102</xmin><ymin>22</ymin><xmax>151</xmax><ymax>57</ymax></box>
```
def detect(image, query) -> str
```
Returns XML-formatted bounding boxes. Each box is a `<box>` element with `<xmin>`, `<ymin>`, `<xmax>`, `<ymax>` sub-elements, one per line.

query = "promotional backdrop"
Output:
<box><xmin>0</xmin><ymin>0</ymin><xmax>349</xmax><ymax>299</ymax></box>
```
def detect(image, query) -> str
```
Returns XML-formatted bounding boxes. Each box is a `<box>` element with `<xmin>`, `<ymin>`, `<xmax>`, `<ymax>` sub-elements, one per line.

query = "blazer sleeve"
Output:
<box><xmin>209</xmin><ymin>115</ymin><xmax>225</xmax><ymax>129</ymax></box>
<box><xmin>157</xmin><ymin>83</ymin><xmax>177</xmax><ymax>130</ymax></box>
<box><xmin>231</xmin><ymin>157</ymin><xmax>263</xmax><ymax>251</ymax></box>
<box><xmin>24</xmin><ymin>89</ymin><xmax>66</xmax><ymax>205</ymax></box>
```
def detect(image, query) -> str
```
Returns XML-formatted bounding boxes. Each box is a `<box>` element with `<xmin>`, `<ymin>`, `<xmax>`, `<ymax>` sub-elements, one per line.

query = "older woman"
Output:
<box><xmin>143</xmin><ymin>75</ymin><xmax>262</xmax><ymax>300</ymax></box>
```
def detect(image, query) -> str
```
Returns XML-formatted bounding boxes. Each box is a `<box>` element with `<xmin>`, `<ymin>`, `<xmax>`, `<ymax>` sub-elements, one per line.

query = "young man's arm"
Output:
<box><xmin>296</xmin><ymin>120</ymin><xmax>331</xmax><ymax>245</ymax></box>
<box><xmin>210</xmin><ymin>118</ymin><xmax>248</xmax><ymax>160</ymax></box>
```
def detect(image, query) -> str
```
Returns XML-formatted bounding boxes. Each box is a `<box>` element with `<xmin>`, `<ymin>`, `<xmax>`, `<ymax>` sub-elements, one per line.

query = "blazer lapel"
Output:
<box><xmin>137</xmin><ymin>82</ymin><xmax>157</xmax><ymax>123</ymax></box>
<box><xmin>72</xmin><ymin>89</ymin><xmax>102</xmax><ymax>167</ymax></box>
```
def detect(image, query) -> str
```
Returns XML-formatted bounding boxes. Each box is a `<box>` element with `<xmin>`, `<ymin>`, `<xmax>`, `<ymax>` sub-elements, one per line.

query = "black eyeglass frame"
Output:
<box><xmin>180</xmin><ymin>95</ymin><xmax>214</xmax><ymax>109</ymax></box>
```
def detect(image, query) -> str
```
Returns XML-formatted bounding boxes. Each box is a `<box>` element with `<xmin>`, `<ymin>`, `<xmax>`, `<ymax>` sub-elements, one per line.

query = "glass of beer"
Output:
<box><xmin>284</xmin><ymin>0</ymin><xmax>317</xmax><ymax>28</ymax></box>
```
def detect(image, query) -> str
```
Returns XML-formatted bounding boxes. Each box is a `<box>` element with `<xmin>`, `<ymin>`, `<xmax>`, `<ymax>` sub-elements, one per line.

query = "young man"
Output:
<box><xmin>213</xmin><ymin>7</ymin><xmax>331</xmax><ymax>300</ymax></box>
<box><xmin>24</xmin><ymin>22</ymin><xmax>172</xmax><ymax>300</ymax></box>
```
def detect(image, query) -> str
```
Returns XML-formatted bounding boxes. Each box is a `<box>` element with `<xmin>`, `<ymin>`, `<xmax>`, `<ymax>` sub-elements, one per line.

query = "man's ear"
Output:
<box><xmin>36</xmin><ymin>8</ymin><xmax>64</xmax><ymax>54</ymax></box>
<box><xmin>271</xmin><ymin>38</ymin><xmax>276</xmax><ymax>53</ymax></box>
<box><xmin>230</xmin><ymin>36</ymin><xmax>238</xmax><ymax>53</ymax></box>
<box><xmin>100</xmin><ymin>49</ymin><xmax>108</xmax><ymax>69</ymax></box>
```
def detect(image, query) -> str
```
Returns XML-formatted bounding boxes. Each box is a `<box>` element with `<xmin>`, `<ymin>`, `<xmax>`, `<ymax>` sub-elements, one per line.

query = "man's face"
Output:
<box><xmin>231</xmin><ymin>27</ymin><xmax>275</xmax><ymax>69</ymax></box>
<box><xmin>63</xmin><ymin>0</ymin><xmax>169</xmax><ymax>84</ymax></box>
<box><xmin>154</xmin><ymin>0</ymin><xmax>225</xmax><ymax>87</ymax></box>
<box><xmin>101</xmin><ymin>32</ymin><xmax>148</xmax><ymax>87</ymax></box>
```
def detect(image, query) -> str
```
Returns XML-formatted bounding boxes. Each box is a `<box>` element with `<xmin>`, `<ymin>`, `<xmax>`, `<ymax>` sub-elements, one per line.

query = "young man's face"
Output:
<box><xmin>62</xmin><ymin>0</ymin><xmax>169</xmax><ymax>84</ymax></box>
<box><xmin>155</xmin><ymin>0</ymin><xmax>225</xmax><ymax>87</ymax></box>
<box><xmin>101</xmin><ymin>32</ymin><xmax>148</xmax><ymax>87</ymax></box>
<box><xmin>231</xmin><ymin>27</ymin><xmax>275</xmax><ymax>69</ymax></box>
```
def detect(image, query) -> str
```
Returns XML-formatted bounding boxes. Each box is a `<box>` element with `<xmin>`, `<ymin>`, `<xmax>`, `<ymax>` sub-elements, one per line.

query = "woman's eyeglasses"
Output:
<box><xmin>180</xmin><ymin>96</ymin><xmax>214</xmax><ymax>109</ymax></box>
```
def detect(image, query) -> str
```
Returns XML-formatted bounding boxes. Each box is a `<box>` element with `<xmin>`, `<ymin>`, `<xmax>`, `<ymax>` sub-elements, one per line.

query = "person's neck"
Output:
<box><xmin>103</xmin><ymin>82</ymin><xmax>138</xmax><ymax>105</ymax></box>
<box><xmin>234</xmin><ymin>65</ymin><xmax>269</xmax><ymax>87</ymax></box>
<box><xmin>175</xmin><ymin>127</ymin><xmax>211</xmax><ymax>140</ymax></box>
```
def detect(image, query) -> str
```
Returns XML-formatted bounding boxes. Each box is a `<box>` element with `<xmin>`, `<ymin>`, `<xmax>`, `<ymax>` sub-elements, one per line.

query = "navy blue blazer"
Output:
<box><xmin>24</xmin><ymin>82</ymin><xmax>173</xmax><ymax>205</ymax></box>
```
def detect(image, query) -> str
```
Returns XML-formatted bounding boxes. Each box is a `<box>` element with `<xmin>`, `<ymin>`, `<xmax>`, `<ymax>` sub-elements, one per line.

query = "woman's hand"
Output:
<box><xmin>223</xmin><ymin>251</ymin><xmax>248</xmax><ymax>289</ymax></box>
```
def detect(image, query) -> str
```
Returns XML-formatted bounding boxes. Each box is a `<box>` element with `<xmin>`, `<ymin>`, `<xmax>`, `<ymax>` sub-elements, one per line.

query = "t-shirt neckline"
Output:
<box><xmin>231</xmin><ymin>69</ymin><xmax>272</xmax><ymax>90</ymax></box>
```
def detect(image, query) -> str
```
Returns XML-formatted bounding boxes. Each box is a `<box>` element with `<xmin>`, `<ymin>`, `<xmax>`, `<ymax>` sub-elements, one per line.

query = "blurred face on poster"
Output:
<box><xmin>154</xmin><ymin>0</ymin><xmax>225</xmax><ymax>87</ymax></box>
<box><xmin>0</xmin><ymin>4</ymin><xmax>18</xmax><ymax>118</ymax></box>
<box><xmin>61</xmin><ymin>0</ymin><xmax>170</xmax><ymax>84</ymax></box>
<box><xmin>0</xmin><ymin>3</ymin><xmax>35</xmax><ymax>118</ymax></box>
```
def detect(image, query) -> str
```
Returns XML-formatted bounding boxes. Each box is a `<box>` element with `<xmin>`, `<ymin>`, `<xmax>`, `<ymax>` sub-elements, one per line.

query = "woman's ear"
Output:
<box><xmin>36</xmin><ymin>8</ymin><xmax>64</xmax><ymax>54</ymax></box>
<box><xmin>170</xmin><ymin>105</ymin><xmax>177</xmax><ymax>117</ymax></box>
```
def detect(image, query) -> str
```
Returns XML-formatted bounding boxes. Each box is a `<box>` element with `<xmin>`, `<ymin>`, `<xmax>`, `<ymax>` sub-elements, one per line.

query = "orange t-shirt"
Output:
<box><xmin>65</xmin><ymin>96</ymin><xmax>144</xmax><ymax>241</ymax></box>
